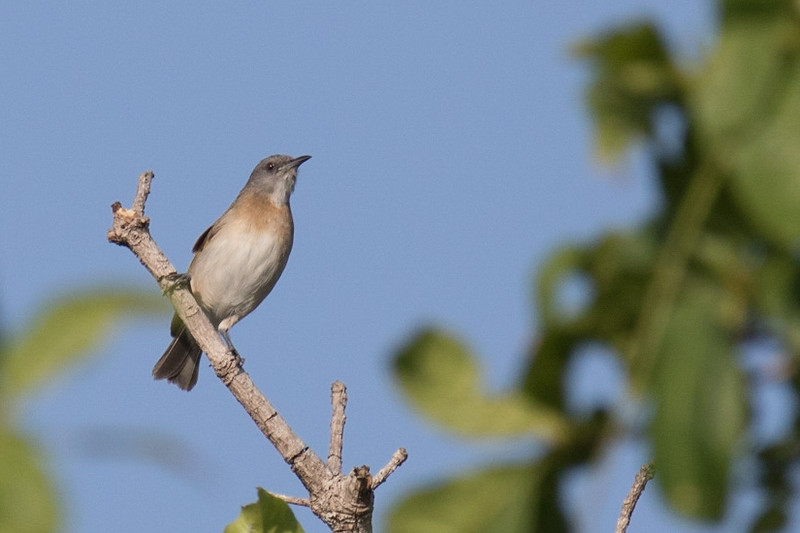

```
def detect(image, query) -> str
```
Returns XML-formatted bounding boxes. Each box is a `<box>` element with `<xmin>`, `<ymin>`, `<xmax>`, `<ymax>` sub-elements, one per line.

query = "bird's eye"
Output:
<box><xmin>266</xmin><ymin>163</ymin><xmax>275</xmax><ymax>171</ymax></box>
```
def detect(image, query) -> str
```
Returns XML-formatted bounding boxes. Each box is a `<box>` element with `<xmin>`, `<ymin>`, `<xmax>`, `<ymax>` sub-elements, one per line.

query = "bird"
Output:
<box><xmin>153</xmin><ymin>154</ymin><xmax>311</xmax><ymax>390</ymax></box>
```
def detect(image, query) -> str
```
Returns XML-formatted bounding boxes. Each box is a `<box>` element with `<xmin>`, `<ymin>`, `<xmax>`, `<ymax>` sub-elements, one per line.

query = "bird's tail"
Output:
<box><xmin>153</xmin><ymin>324</ymin><xmax>202</xmax><ymax>391</ymax></box>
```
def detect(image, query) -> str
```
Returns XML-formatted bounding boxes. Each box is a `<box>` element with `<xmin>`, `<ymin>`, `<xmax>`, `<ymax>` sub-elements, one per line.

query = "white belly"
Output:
<box><xmin>188</xmin><ymin>225</ymin><xmax>292</xmax><ymax>328</ymax></box>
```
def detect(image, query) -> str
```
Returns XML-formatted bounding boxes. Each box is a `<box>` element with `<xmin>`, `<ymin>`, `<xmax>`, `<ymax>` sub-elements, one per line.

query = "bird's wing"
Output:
<box><xmin>192</xmin><ymin>222</ymin><xmax>219</xmax><ymax>253</ymax></box>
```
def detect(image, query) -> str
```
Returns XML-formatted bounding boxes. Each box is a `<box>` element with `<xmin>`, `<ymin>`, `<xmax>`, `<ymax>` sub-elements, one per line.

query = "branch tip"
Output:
<box><xmin>268</xmin><ymin>492</ymin><xmax>311</xmax><ymax>507</ymax></box>
<box><xmin>615</xmin><ymin>462</ymin><xmax>655</xmax><ymax>533</ymax></box>
<box><xmin>372</xmin><ymin>447</ymin><xmax>408</xmax><ymax>490</ymax></box>
<box><xmin>328</xmin><ymin>380</ymin><xmax>348</xmax><ymax>474</ymax></box>
<box><xmin>131</xmin><ymin>170</ymin><xmax>154</xmax><ymax>215</ymax></box>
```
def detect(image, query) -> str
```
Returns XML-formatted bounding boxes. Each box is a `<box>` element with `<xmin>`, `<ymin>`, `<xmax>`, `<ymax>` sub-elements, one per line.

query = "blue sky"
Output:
<box><xmin>0</xmin><ymin>2</ymin><xmax>754</xmax><ymax>532</ymax></box>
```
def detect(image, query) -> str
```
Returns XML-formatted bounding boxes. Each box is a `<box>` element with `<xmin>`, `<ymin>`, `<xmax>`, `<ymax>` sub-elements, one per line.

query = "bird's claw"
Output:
<box><xmin>230</xmin><ymin>348</ymin><xmax>245</xmax><ymax>368</ymax></box>
<box><xmin>160</xmin><ymin>272</ymin><xmax>191</xmax><ymax>295</ymax></box>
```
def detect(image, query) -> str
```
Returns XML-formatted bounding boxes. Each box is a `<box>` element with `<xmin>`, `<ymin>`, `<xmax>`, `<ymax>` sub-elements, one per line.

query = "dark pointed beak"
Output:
<box><xmin>287</xmin><ymin>155</ymin><xmax>311</xmax><ymax>169</ymax></box>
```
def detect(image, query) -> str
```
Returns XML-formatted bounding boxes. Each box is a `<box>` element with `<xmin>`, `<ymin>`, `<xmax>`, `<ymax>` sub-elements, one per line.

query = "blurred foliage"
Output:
<box><xmin>389</xmin><ymin>1</ymin><xmax>800</xmax><ymax>531</ymax></box>
<box><xmin>224</xmin><ymin>488</ymin><xmax>305</xmax><ymax>533</ymax></box>
<box><xmin>388</xmin><ymin>463</ymin><xmax>564</xmax><ymax>533</ymax></box>
<box><xmin>0</xmin><ymin>288</ymin><xmax>166</xmax><ymax>533</ymax></box>
<box><xmin>394</xmin><ymin>330</ymin><xmax>569</xmax><ymax>442</ymax></box>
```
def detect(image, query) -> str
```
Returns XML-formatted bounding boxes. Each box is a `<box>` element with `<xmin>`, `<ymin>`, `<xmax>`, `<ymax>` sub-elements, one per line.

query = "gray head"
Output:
<box><xmin>244</xmin><ymin>154</ymin><xmax>311</xmax><ymax>204</ymax></box>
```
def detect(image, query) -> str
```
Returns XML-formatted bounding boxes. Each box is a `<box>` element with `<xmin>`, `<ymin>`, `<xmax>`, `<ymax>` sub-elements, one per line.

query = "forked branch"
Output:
<box><xmin>108</xmin><ymin>171</ymin><xmax>407</xmax><ymax>532</ymax></box>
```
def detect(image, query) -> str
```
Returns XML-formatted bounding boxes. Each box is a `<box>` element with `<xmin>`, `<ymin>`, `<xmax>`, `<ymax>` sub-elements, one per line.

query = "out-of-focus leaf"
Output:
<box><xmin>576</xmin><ymin>22</ymin><xmax>681</xmax><ymax>161</ymax></box>
<box><xmin>748</xmin><ymin>436</ymin><xmax>798</xmax><ymax>533</ymax></box>
<box><xmin>651</xmin><ymin>281</ymin><xmax>747</xmax><ymax>519</ymax></box>
<box><xmin>394</xmin><ymin>329</ymin><xmax>569</xmax><ymax>443</ymax></box>
<box><xmin>0</xmin><ymin>430</ymin><xmax>58</xmax><ymax>533</ymax></box>
<box><xmin>692</xmin><ymin>23</ymin><xmax>787</xmax><ymax>145</ymax></box>
<box><xmin>521</xmin><ymin>330</ymin><xmax>575</xmax><ymax>410</ymax></box>
<box><xmin>751</xmin><ymin>252</ymin><xmax>800</xmax><ymax>352</ymax></box>
<box><xmin>557</xmin><ymin>231</ymin><xmax>656</xmax><ymax>343</ymax></box>
<box><xmin>536</xmin><ymin>245</ymin><xmax>588</xmax><ymax>327</ymax></box>
<box><xmin>692</xmin><ymin>10</ymin><xmax>800</xmax><ymax>250</ymax></box>
<box><xmin>728</xmin><ymin>76</ymin><xmax>800</xmax><ymax>250</ymax></box>
<box><xmin>750</xmin><ymin>508</ymin><xmax>787</xmax><ymax>533</ymax></box>
<box><xmin>753</xmin><ymin>254</ymin><xmax>798</xmax><ymax>319</ymax></box>
<box><xmin>525</xmin><ymin>230</ymin><xmax>656</xmax><ymax>408</ymax></box>
<box><xmin>224</xmin><ymin>488</ymin><xmax>304</xmax><ymax>533</ymax></box>
<box><xmin>526</xmin><ymin>246</ymin><xmax>590</xmax><ymax>409</ymax></box>
<box><xmin>721</xmin><ymin>0</ymin><xmax>796</xmax><ymax>18</ymax></box>
<box><xmin>386</xmin><ymin>461</ymin><xmax>566</xmax><ymax>533</ymax></box>
<box><xmin>393</xmin><ymin>3</ymin><xmax>800</xmax><ymax>529</ymax></box>
<box><xmin>0</xmin><ymin>288</ymin><xmax>167</xmax><ymax>399</ymax></box>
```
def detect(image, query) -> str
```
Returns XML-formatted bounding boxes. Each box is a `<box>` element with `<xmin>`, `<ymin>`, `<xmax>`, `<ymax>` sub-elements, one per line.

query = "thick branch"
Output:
<box><xmin>108</xmin><ymin>173</ymin><xmax>327</xmax><ymax>494</ymax></box>
<box><xmin>108</xmin><ymin>171</ymin><xmax>405</xmax><ymax>531</ymax></box>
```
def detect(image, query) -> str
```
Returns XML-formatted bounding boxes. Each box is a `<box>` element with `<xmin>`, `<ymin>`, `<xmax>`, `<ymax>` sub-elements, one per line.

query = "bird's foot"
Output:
<box><xmin>160</xmin><ymin>272</ymin><xmax>191</xmax><ymax>295</ymax></box>
<box><xmin>229</xmin><ymin>348</ymin><xmax>245</xmax><ymax>368</ymax></box>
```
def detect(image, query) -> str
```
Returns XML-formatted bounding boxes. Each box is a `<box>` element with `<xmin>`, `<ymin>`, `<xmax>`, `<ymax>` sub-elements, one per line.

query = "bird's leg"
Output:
<box><xmin>220</xmin><ymin>328</ymin><xmax>245</xmax><ymax>367</ymax></box>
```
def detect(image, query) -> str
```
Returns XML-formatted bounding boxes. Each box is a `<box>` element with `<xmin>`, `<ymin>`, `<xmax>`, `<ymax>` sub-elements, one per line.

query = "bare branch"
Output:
<box><xmin>108</xmin><ymin>170</ymin><xmax>406</xmax><ymax>532</ymax></box>
<box><xmin>132</xmin><ymin>170</ymin><xmax>153</xmax><ymax>214</ymax></box>
<box><xmin>328</xmin><ymin>381</ymin><xmax>347</xmax><ymax>474</ymax></box>
<box><xmin>615</xmin><ymin>463</ymin><xmax>655</xmax><ymax>533</ymax></box>
<box><xmin>372</xmin><ymin>448</ymin><xmax>408</xmax><ymax>490</ymax></box>
<box><xmin>269</xmin><ymin>492</ymin><xmax>311</xmax><ymax>507</ymax></box>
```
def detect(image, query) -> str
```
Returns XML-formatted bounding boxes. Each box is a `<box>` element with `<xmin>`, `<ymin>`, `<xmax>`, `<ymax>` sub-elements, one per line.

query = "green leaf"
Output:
<box><xmin>720</xmin><ymin>1</ymin><xmax>797</xmax><ymax>31</ymax></box>
<box><xmin>576</xmin><ymin>22</ymin><xmax>681</xmax><ymax>161</ymax></box>
<box><xmin>536</xmin><ymin>245</ymin><xmax>588</xmax><ymax>328</ymax></box>
<box><xmin>727</xmin><ymin>63</ymin><xmax>800</xmax><ymax>250</ymax></box>
<box><xmin>651</xmin><ymin>281</ymin><xmax>747</xmax><ymax>519</ymax></box>
<box><xmin>752</xmin><ymin>252</ymin><xmax>800</xmax><ymax>353</ymax></box>
<box><xmin>692</xmin><ymin>11</ymin><xmax>800</xmax><ymax>250</ymax></box>
<box><xmin>1</xmin><ymin>288</ymin><xmax>167</xmax><ymax>399</ymax></box>
<box><xmin>692</xmin><ymin>22</ymin><xmax>790</xmax><ymax>145</ymax></box>
<box><xmin>537</xmin><ymin>231</ymin><xmax>657</xmax><ymax>337</ymax></box>
<box><xmin>524</xmin><ymin>230</ymin><xmax>657</xmax><ymax>408</ymax></box>
<box><xmin>224</xmin><ymin>488</ymin><xmax>304</xmax><ymax>533</ymax></box>
<box><xmin>750</xmin><ymin>507</ymin><xmax>787</xmax><ymax>533</ymax></box>
<box><xmin>0</xmin><ymin>430</ymin><xmax>59</xmax><ymax>533</ymax></box>
<box><xmin>747</xmin><ymin>437</ymin><xmax>798</xmax><ymax>533</ymax></box>
<box><xmin>393</xmin><ymin>329</ymin><xmax>569</xmax><ymax>443</ymax></box>
<box><xmin>386</xmin><ymin>461</ymin><xmax>566</xmax><ymax>533</ymax></box>
<box><xmin>521</xmin><ymin>329</ymin><xmax>575</xmax><ymax>410</ymax></box>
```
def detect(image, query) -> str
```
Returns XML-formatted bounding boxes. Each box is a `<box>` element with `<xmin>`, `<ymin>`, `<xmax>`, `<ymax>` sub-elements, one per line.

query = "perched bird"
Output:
<box><xmin>153</xmin><ymin>154</ymin><xmax>311</xmax><ymax>390</ymax></box>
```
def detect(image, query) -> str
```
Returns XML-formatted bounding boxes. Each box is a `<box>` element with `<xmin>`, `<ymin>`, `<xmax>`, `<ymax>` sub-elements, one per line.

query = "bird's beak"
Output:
<box><xmin>286</xmin><ymin>155</ymin><xmax>312</xmax><ymax>169</ymax></box>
